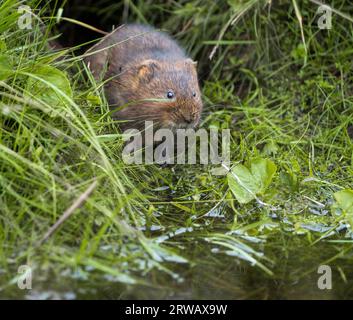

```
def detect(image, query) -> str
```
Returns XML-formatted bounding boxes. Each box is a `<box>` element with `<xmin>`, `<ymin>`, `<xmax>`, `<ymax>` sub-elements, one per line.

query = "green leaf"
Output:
<box><xmin>333</xmin><ymin>189</ymin><xmax>353</xmax><ymax>230</ymax></box>
<box><xmin>86</xmin><ymin>92</ymin><xmax>102</xmax><ymax>105</ymax></box>
<box><xmin>0</xmin><ymin>39</ymin><xmax>7</xmax><ymax>52</ymax></box>
<box><xmin>227</xmin><ymin>164</ymin><xmax>258</xmax><ymax>204</ymax></box>
<box><xmin>0</xmin><ymin>54</ymin><xmax>13</xmax><ymax>80</ymax></box>
<box><xmin>262</xmin><ymin>140</ymin><xmax>279</xmax><ymax>156</ymax></box>
<box><xmin>27</xmin><ymin>65</ymin><xmax>72</xmax><ymax>108</ymax></box>
<box><xmin>227</xmin><ymin>158</ymin><xmax>277</xmax><ymax>204</ymax></box>
<box><xmin>251</xmin><ymin>158</ymin><xmax>277</xmax><ymax>193</ymax></box>
<box><xmin>334</xmin><ymin>189</ymin><xmax>353</xmax><ymax>215</ymax></box>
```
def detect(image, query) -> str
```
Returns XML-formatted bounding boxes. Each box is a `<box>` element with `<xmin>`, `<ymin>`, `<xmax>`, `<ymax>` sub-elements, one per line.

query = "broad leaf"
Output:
<box><xmin>27</xmin><ymin>65</ymin><xmax>72</xmax><ymax>108</ymax></box>
<box><xmin>227</xmin><ymin>158</ymin><xmax>277</xmax><ymax>204</ymax></box>
<box><xmin>251</xmin><ymin>158</ymin><xmax>277</xmax><ymax>193</ymax></box>
<box><xmin>0</xmin><ymin>54</ymin><xmax>13</xmax><ymax>80</ymax></box>
<box><xmin>334</xmin><ymin>189</ymin><xmax>353</xmax><ymax>215</ymax></box>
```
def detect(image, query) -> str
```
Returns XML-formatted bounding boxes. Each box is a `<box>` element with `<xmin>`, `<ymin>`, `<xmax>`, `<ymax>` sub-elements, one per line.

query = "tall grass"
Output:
<box><xmin>0</xmin><ymin>0</ymin><xmax>186</xmax><ymax>289</ymax></box>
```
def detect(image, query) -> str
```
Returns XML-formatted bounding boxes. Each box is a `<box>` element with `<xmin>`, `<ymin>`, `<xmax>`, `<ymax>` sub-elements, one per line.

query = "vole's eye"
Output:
<box><xmin>192</xmin><ymin>92</ymin><xmax>197</xmax><ymax>97</ymax></box>
<box><xmin>167</xmin><ymin>90</ymin><xmax>175</xmax><ymax>99</ymax></box>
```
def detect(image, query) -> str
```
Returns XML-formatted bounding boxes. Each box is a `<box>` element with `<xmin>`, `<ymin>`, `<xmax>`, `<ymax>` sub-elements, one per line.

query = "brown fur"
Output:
<box><xmin>84</xmin><ymin>24</ymin><xmax>202</xmax><ymax>131</ymax></box>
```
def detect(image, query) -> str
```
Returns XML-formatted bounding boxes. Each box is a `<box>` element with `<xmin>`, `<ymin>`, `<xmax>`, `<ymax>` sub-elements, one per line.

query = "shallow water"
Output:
<box><xmin>3</xmin><ymin>236</ymin><xmax>353</xmax><ymax>300</ymax></box>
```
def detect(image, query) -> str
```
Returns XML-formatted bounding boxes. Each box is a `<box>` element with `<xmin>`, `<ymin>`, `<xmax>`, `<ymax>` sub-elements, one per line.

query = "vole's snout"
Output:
<box><xmin>182</xmin><ymin>114</ymin><xmax>195</xmax><ymax>124</ymax></box>
<box><xmin>177</xmin><ymin>107</ymin><xmax>201</xmax><ymax>129</ymax></box>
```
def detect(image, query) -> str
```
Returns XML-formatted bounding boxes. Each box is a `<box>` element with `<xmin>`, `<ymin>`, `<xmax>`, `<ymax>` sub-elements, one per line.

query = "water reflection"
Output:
<box><xmin>5</xmin><ymin>238</ymin><xmax>352</xmax><ymax>299</ymax></box>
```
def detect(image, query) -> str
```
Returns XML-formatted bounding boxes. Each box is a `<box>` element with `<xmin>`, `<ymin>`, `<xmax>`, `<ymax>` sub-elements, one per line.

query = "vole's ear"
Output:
<box><xmin>137</xmin><ymin>59</ymin><xmax>159</xmax><ymax>82</ymax></box>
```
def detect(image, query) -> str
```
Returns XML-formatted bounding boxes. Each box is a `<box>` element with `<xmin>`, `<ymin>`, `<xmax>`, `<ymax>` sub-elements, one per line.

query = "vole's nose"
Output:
<box><xmin>183</xmin><ymin>115</ymin><xmax>193</xmax><ymax>124</ymax></box>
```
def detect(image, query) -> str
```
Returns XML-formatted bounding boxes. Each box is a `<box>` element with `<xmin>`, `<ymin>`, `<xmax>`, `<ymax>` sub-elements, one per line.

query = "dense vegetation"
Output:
<box><xmin>0</xmin><ymin>0</ymin><xmax>352</xmax><ymax>299</ymax></box>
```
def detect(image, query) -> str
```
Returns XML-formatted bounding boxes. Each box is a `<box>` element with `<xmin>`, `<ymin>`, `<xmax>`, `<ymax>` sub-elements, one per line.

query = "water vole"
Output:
<box><xmin>84</xmin><ymin>24</ymin><xmax>202</xmax><ymax>131</ymax></box>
